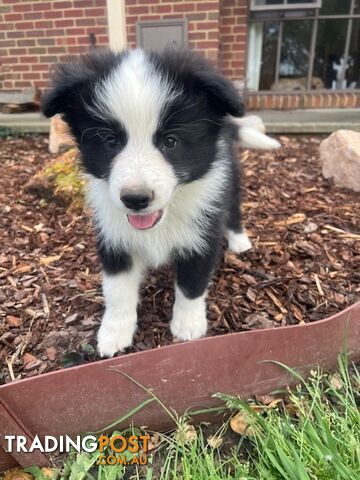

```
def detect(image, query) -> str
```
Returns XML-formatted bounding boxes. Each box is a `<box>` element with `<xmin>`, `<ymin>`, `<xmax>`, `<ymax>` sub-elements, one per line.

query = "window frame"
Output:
<box><xmin>250</xmin><ymin>0</ymin><xmax>322</xmax><ymax>11</ymax></box>
<box><xmin>247</xmin><ymin>0</ymin><xmax>360</xmax><ymax>92</ymax></box>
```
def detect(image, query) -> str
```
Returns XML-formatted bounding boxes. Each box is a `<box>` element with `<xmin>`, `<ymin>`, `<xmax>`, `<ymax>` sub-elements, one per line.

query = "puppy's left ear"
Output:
<box><xmin>195</xmin><ymin>70</ymin><xmax>245</xmax><ymax>118</ymax></box>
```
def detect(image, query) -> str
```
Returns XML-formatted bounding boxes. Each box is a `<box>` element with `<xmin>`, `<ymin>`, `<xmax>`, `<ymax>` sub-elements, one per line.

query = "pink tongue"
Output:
<box><xmin>128</xmin><ymin>211</ymin><xmax>160</xmax><ymax>230</ymax></box>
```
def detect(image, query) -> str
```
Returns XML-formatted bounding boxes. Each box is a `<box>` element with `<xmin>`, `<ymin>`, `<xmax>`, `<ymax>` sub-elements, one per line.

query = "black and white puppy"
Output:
<box><xmin>42</xmin><ymin>48</ymin><xmax>278</xmax><ymax>357</ymax></box>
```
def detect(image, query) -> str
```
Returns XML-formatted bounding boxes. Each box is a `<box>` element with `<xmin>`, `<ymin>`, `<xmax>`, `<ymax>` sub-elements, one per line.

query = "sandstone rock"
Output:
<box><xmin>49</xmin><ymin>114</ymin><xmax>75</xmax><ymax>154</ymax></box>
<box><xmin>320</xmin><ymin>130</ymin><xmax>360</xmax><ymax>192</ymax></box>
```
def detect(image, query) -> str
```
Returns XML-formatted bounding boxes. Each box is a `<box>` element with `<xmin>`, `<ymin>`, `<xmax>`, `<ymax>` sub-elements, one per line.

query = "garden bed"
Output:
<box><xmin>0</xmin><ymin>134</ymin><xmax>359</xmax><ymax>383</ymax></box>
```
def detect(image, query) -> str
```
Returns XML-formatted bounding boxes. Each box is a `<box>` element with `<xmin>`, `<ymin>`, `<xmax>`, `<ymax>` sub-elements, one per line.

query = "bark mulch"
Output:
<box><xmin>0</xmin><ymin>134</ymin><xmax>359</xmax><ymax>384</ymax></box>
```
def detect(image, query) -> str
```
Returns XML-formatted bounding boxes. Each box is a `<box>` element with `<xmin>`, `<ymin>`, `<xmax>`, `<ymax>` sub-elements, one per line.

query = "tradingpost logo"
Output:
<box><xmin>4</xmin><ymin>434</ymin><xmax>150</xmax><ymax>466</ymax></box>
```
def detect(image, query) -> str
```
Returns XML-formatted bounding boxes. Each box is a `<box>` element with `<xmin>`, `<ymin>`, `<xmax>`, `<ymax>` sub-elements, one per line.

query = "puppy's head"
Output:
<box><xmin>42</xmin><ymin>49</ymin><xmax>244</xmax><ymax>230</ymax></box>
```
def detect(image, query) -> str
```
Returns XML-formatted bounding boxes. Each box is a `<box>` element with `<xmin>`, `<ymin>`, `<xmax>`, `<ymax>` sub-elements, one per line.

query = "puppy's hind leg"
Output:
<box><xmin>97</xmin><ymin>246</ymin><xmax>143</xmax><ymax>357</ymax></box>
<box><xmin>226</xmin><ymin>165</ymin><xmax>252</xmax><ymax>254</ymax></box>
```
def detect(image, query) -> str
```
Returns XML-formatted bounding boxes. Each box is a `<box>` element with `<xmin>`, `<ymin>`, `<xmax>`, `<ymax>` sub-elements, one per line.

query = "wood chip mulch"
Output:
<box><xmin>0</xmin><ymin>134</ymin><xmax>359</xmax><ymax>384</ymax></box>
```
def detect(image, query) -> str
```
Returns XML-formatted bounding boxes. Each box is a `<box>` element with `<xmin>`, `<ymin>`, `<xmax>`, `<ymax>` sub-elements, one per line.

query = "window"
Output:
<box><xmin>250</xmin><ymin>0</ymin><xmax>322</xmax><ymax>10</ymax></box>
<box><xmin>247</xmin><ymin>0</ymin><xmax>360</xmax><ymax>91</ymax></box>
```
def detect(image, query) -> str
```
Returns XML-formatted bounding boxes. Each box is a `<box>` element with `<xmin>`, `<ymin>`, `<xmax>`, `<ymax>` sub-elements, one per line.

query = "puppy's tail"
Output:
<box><xmin>238</xmin><ymin>126</ymin><xmax>281</xmax><ymax>150</ymax></box>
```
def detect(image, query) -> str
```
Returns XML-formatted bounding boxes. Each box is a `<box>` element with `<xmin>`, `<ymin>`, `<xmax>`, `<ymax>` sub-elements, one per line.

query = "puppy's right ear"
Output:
<box><xmin>41</xmin><ymin>51</ymin><xmax>119</xmax><ymax>118</ymax></box>
<box><xmin>41</xmin><ymin>62</ymin><xmax>91</xmax><ymax>118</ymax></box>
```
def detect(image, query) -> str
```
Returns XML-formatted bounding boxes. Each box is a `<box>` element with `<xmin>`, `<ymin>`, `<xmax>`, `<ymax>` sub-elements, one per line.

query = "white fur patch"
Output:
<box><xmin>227</xmin><ymin>230</ymin><xmax>252</xmax><ymax>253</ymax></box>
<box><xmin>86</xmin><ymin>139</ymin><xmax>230</xmax><ymax>268</ymax></box>
<box><xmin>238</xmin><ymin>126</ymin><xmax>281</xmax><ymax>150</ymax></box>
<box><xmin>97</xmin><ymin>260</ymin><xmax>143</xmax><ymax>357</ymax></box>
<box><xmin>170</xmin><ymin>286</ymin><xmax>207</xmax><ymax>341</ymax></box>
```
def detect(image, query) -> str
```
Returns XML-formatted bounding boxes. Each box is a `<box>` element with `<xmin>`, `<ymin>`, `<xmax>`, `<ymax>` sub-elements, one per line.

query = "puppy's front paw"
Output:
<box><xmin>170</xmin><ymin>310</ymin><xmax>207</xmax><ymax>341</ymax></box>
<box><xmin>97</xmin><ymin>312</ymin><xmax>136</xmax><ymax>357</ymax></box>
<box><xmin>227</xmin><ymin>231</ymin><xmax>252</xmax><ymax>254</ymax></box>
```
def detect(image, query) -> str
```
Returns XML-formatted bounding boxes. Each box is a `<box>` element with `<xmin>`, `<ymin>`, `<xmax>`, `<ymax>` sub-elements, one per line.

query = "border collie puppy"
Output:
<box><xmin>42</xmin><ymin>48</ymin><xmax>278</xmax><ymax>357</ymax></box>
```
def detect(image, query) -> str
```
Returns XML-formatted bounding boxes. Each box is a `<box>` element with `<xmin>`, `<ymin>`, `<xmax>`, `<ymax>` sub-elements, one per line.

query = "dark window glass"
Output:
<box><xmin>347</xmin><ymin>20</ymin><xmax>360</xmax><ymax>89</ymax></box>
<box><xmin>279</xmin><ymin>20</ymin><xmax>313</xmax><ymax>80</ymax></box>
<box><xmin>313</xmin><ymin>19</ymin><xmax>348</xmax><ymax>89</ymax></box>
<box><xmin>319</xmin><ymin>0</ymin><xmax>351</xmax><ymax>15</ymax></box>
<box><xmin>354</xmin><ymin>0</ymin><xmax>360</xmax><ymax>14</ymax></box>
<box><xmin>259</xmin><ymin>21</ymin><xmax>280</xmax><ymax>89</ymax></box>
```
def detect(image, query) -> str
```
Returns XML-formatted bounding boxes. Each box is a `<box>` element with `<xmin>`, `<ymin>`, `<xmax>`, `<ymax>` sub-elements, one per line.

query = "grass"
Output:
<box><xmin>6</xmin><ymin>355</ymin><xmax>359</xmax><ymax>480</ymax></box>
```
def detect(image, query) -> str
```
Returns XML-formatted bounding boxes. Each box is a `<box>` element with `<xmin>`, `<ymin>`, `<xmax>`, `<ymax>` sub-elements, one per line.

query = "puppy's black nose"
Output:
<box><xmin>120</xmin><ymin>189</ymin><xmax>153</xmax><ymax>211</ymax></box>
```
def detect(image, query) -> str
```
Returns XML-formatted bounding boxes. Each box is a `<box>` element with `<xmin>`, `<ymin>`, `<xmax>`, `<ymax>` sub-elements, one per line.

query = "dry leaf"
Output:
<box><xmin>3</xmin><ymin>468</ymin><xmax>32</xmax><ymax>480</ymax></box>
<box><xmin>230</xmin><ymin>412</ymin><xmax>255</xmax><ymax>436</ymax></box>
<box><xmin>175</xmin><ymin>424</ymin><xmax>197</xmax><ymax>444</ymax></box>
<box><xmin>40</xmin><ymin>255</ymin><xmax>61</xmax><ymax>266</ymax></box>
<box><xmin>207</xmin><ymin>434</ymin><xmax>223</xmax><ymax>449</ymax></box>
<box><xmin>6</xmin><ymin>315</ymin><xmax>22</xmax><ymax>328</ymax></box>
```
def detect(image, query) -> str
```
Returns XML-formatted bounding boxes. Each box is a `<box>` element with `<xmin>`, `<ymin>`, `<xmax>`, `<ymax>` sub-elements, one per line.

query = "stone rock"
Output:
<box><xmin>320</xmin><ymin>130</ymin><xmax>360</xmax><ymax>192</ymax></box>
<box><xmin>49</xmin><ymin>114</ymin><xmax>75</xmax><ymax>154</ymax></box>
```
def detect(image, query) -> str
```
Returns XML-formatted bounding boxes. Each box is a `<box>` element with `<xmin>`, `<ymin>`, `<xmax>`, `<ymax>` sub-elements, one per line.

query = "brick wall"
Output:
<box><xmin>219</xmin><ymin>0</ymin><xmax>248</xmax><ymax>83</ymax></box>
<box><xmin>125</xmin><ymin>0</ymin><xmax>221</xmax><ymax>63</ymax></box>
<box><xmin>0</xmin><ymin>0</ymin><xmax>108</xmax><ymax>91</ymax></box>
<box><xmin>246</xmin><ymin>91</ymin><xmax>360</xmax><ymax>110</ymax></box>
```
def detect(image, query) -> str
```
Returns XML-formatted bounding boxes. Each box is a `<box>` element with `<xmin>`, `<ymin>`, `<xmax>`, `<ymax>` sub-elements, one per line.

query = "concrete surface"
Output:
<box><xmin>0</xmin><ymin>109</ymin><xmax>359</xmax><ymax>135</ymax></box>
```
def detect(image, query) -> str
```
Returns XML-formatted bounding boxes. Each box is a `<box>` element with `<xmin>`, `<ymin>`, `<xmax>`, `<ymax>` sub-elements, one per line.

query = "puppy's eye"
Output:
<box><xmin>97</xmin><ymin>130</ymin><xmax>121</xmax><ymax>149</ymax></box>
<box><xmin>162</xmin><ymin>136</ymin><xmax>178</xmax><ymax>150</ymax></box>
<box><xmin>103</xmin><ymin>133</ymin><xmax>118</xmax><ymax>147</ymax></box>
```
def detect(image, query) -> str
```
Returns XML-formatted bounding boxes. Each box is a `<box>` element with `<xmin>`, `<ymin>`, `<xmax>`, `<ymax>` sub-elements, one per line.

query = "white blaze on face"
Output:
<box><xmin>95</xmin><ymin>50</ymin><xmax>179</xmax><ymax>212</ymax></box>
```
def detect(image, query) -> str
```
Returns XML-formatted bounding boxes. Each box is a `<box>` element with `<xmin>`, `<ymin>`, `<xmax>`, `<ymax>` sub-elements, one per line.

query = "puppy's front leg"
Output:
<box><xmin>170</xmin><ymin>246</ymin><xmax>219</xmax><ymax>341</ymax></box>
<box><xmin>97</xmin><ymin>248</ymin><xmax>143</xmax><ymax>357</ymax></box>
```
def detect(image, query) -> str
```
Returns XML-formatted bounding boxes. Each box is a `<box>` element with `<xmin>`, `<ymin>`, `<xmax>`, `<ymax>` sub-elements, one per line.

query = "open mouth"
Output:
<box><xmin>127</xmin><ymin>210</ymin><xmax>163</xmax><ymax>230</ymax></box>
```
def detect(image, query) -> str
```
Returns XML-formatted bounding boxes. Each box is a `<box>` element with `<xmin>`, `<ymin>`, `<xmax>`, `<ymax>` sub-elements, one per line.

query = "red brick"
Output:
<box><xmin>195</xmin><ymin>21</ymin><xmax>218</xmax><ymax>30</ymax></box>
<box><xmin>4</xmin><ymin>13</ymin><xmax>23</xmax><ymax>21</ymax></box>
<box><xmin>64</xmin><ymin>9</ymin><xmax>84</xmax><ymax>17</ymax></box>
<box><xmin>37</xmin><ymin>38</ymin><xmax>55</xmax><ymax>45</ymax></box>
<box><xmin>152</xmin><ymin>5</ymin><xmax>172</xmax><ymax>13</ymax></box>
<box><xmin>196</xmin><ymin>41</ymin><xmax>218</xmax><ymax>49</ymax></box>
<box><xmin>221</xmin><ymin>17</ymin><xmax>236</xmax><ymax>25</ymax></box>
<box><xmin>20</xmin><ymin>55</ymin><xmax>38</xmax><ymax>63</ymax></box>
<box><xmin>33</xmin><ymin>2</ymin><xmax>52</xmax><ymax>11</ymax></box>
<box><xmin>77</xmin><ymin>35</ymin><xmax>92</xmax><ymax>45</ymax></box>
<box><xmin>14</xmin><ymin>81</ymin><xmax>32</xmax><ymax>88</ymax></box>
<box><xmin>23</xmin><ymin>72</ymin><xmax>41</xmax><ymax>79</ymax></box>
<box><xmin>137</xmin><ymin>14</ymin><xmax>161</xmax><ymax>20</ymax></box>
<box><xmin>9</xmin><ymin>48</ymin><xmax>27</xmax><ymax>55</ymax></box>
<box><xmin>0</xmin><ymin>22</ymin><xmax>13</xmax><ymax>30</ymax></box>
<box><xmin>23</xmin><ymin>12</ymin><xmax>43</xmax><ymax>20</ymax></box>
<box><xmin>25</xmin><ymin>29</ymin><xmax>45</xmax><ymax>37</ymax></box>
<box><xmin>7</xmin><ymin>31</ymin><xmax>25</xmax><ymax>38</ymax></box>
<box><xmin>75</xmin><ymin>18</ymin><xmax>95</xmax><ymax>26</ymax></box>
<box><xmin>12</xmin><ymin>64</ymin><xmax>30</xmax><ymax>71</ymax></box>
<box><xmin>173</xmin><ymin>3</ymin><xmax>195</xmax><ymax>12</ymax></box>
<box><xmin>82</xmin><ymin>7</ymin><xmax>105</xmax><ymax>16</ymax></box>
<box><xmin>56</xmin><ymin>36</ymin><xmax>76</xmax><ymax>45</ymax></box>
<box><xmin>1</xmin><ymin>56</ymin><xmax>19</xmax><ymax>64</ymax></box>
<box><xmin>85</xmin><ymin>26</ymin><xmax>107</xmax><ymax>34</ymax></box>
<box><xmin>66</xmin><ymin>27</ymin><xmax>85</xmax><ymax>35</ymax></box>
<box><xmin>53</xmin><ymin>1</ymin><xmax>72</xmax><ymax>8</ymax></box>
<box><xmin>16</xmin><ymin>38</ymin><xmax>35</xmax><ymax>47</ymax></box>
<box><xmin>43</xmin><ymin>11</ymin><xmax>63</xmax><ymax>19</ymax></box>
<box><xmin>31</xmin><ymin>63</ymin><xmax>49</xmax><ymax>71</ymax></box>
<box><xmin>55</xmin><ymin>19</ymin><xmax>74</xmax><ymax>27</ymax></box>
<box><xmin>15</xmin><ymin>21</ymin><xmax>35</xmax><ymax>29</ymax></box>
<box><xmin>127</xmin><ymin>6</ymin><xmax>149</xmax><ymax>15</ymax></box>
<box><xmin>47</xmin><ymin>46</ymin><xmax>67</xmax><ymax>54</ymax></box>
<box><xmin>28</xmin><ymin>47</ymin><xmax>47</xmax><ymax>54</ymax></box>
<box><xmin>73</xmin><ymin>0</ymin><xmax>96</xmax><ymax>6</ymax></box>
<box><xmin>46</xmin><ymin>28</ymin><xmax>66</xmax><ymax>36</ymax></box>
<box><xmin>196</xmin><ymin>2</ymin><xmax>219</xmax><ymax>11</ymax></box>
<box><xmin>189</xmin><ymin>32</ymin><xmax>207</xmax><ymax>40</ymax></box>
<box><xmin>13</xmin><ymin>4</ymin><xmax>32</xmax><ymax>13</ymax></box>
<box><xmin>35</xmin><ymin>20</ymin><xmax>54</xmax><ymax>28</ymax></box>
